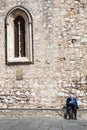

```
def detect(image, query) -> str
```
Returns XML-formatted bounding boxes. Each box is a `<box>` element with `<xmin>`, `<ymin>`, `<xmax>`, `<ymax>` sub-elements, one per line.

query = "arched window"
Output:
<box><xmin>5</xmin><ymin>6</ymin><xmax>34</xmax><ymax>65</ymax></box>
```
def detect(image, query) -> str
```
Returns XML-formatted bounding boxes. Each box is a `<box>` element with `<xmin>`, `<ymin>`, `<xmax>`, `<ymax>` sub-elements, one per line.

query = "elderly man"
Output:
<box><xmin>66</xmin><ymin>93</ymin><xmax>79</xmax><ymax>120</ymax></box>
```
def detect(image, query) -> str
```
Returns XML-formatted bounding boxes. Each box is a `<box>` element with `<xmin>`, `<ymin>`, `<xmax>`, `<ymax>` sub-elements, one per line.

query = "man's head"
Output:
<box><xmin>69</xmin><ymin>93</ymin><xmax>74</xmax><ymax>98</ymax></box>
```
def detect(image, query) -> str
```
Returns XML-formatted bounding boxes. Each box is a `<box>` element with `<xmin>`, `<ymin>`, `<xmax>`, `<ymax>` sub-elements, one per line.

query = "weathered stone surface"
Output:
<box><xmin>0</xmin><ymin>0</ymin><xmax>86</xmax><ymax>111</ymax></box>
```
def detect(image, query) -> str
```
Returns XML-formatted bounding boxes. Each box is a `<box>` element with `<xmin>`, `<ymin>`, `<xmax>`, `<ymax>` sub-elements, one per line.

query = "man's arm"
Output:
<box><xmin>74</xmin><ymin>98</ymin><xmax>78</xmax><ymax>107</ymax></box>
<box><xmin>66</xmin><ymin>98</ymin><xmax>71</xmax><ymax>106</ymax></box>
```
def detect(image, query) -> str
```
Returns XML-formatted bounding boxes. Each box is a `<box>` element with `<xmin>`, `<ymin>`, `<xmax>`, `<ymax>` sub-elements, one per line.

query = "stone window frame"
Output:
<box><xmin>5</xmin><ymin>6</ymin><xmax>34</xmax><ymax>65</ymax></box>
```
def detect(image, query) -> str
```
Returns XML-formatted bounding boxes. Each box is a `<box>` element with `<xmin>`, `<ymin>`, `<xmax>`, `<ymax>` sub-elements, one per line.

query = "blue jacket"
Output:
<box><xmin>66</xmin><ymin>97</ymin><xmax>78</xmax><ymax>107</ymax></box>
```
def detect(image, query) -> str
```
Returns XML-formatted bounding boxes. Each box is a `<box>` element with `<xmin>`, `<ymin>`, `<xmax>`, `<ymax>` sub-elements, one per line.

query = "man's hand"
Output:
<box><xmin>69</xmin><ymin>101</ymin><xmax>74</xmax><ymax>104</ymax></box>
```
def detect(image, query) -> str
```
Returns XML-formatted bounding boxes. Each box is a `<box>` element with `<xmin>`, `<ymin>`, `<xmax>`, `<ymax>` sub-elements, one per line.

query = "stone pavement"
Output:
<box><xmin>0</xmin><ymin>118</ymin><xmax>87</xmax><ymax>130</ymax></box>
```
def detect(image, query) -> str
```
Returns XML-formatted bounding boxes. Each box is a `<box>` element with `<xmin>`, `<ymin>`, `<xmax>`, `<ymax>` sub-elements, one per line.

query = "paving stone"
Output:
<box><xmin>0</xmin><ymin>118</ymin><xmax>86</xmax><ymax>130</ymax></box>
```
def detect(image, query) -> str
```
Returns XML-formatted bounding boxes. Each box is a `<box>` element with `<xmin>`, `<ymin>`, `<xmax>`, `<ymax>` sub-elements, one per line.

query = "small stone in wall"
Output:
<box><xmin>25</xmin><ymin>91</ymin><xmax>30</xmax><ymax>96</ymax></box>
<box><xmin>16</xmin><ymin>91</ymin><xmax>21</xmax><ymax>96</ymax></box>
<box><xmin>58</xmin><ymin>92</ymin><xmax>65</xmax><ymax>97</ymax></box>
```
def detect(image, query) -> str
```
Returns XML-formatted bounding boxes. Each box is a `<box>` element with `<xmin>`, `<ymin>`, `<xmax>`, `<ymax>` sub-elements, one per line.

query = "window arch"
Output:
<box><xmin>5</xmin><ymin>6</ymin><xmax>34</xmax><ymax>65</ymax></box>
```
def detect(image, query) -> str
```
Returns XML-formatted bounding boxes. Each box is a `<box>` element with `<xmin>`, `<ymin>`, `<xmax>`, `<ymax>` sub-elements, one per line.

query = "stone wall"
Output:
<box><xmin>0</xmin><ymin>0</ymin><xmax>87</xmax><ymax>109</ymax></box>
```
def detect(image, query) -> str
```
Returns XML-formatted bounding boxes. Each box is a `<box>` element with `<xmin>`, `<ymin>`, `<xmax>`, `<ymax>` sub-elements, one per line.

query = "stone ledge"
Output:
<box><xmin>0</xmin><ymin>108</ymin><xmax>86</xmax><ymax>119</ymax></box>
<box><xmin>0</xmin><ymin>108</ymin><xmax>87</xmax><ymax>111</ymax></box>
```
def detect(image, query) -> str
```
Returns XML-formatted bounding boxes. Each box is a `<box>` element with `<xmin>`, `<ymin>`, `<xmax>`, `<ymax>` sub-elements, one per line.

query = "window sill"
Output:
<box><xmin>6</xmin><ymin>57</ymin><xmax>33</xmax><ymax>65</ymax></box>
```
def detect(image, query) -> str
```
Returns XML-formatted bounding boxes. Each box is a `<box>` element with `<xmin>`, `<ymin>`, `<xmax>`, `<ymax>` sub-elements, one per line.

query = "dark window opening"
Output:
<box><xmin>14</xmin><ymin>16</ymin><xmax>25</xmax><ymax>57</ymax></box>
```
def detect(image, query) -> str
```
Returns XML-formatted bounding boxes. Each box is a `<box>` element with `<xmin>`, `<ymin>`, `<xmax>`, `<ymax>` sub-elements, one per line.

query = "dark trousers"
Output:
<box><xmin>67</xmin><ymin>104</ymin><xmax>77</xmax><ymax>119</ymax></box>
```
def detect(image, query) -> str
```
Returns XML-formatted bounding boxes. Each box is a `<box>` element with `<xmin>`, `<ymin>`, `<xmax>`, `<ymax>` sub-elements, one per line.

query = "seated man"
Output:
<box><xmin>66</xmin><ymin>93</ymin><xmax>79</xmax><ymax>120</ymax></box>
